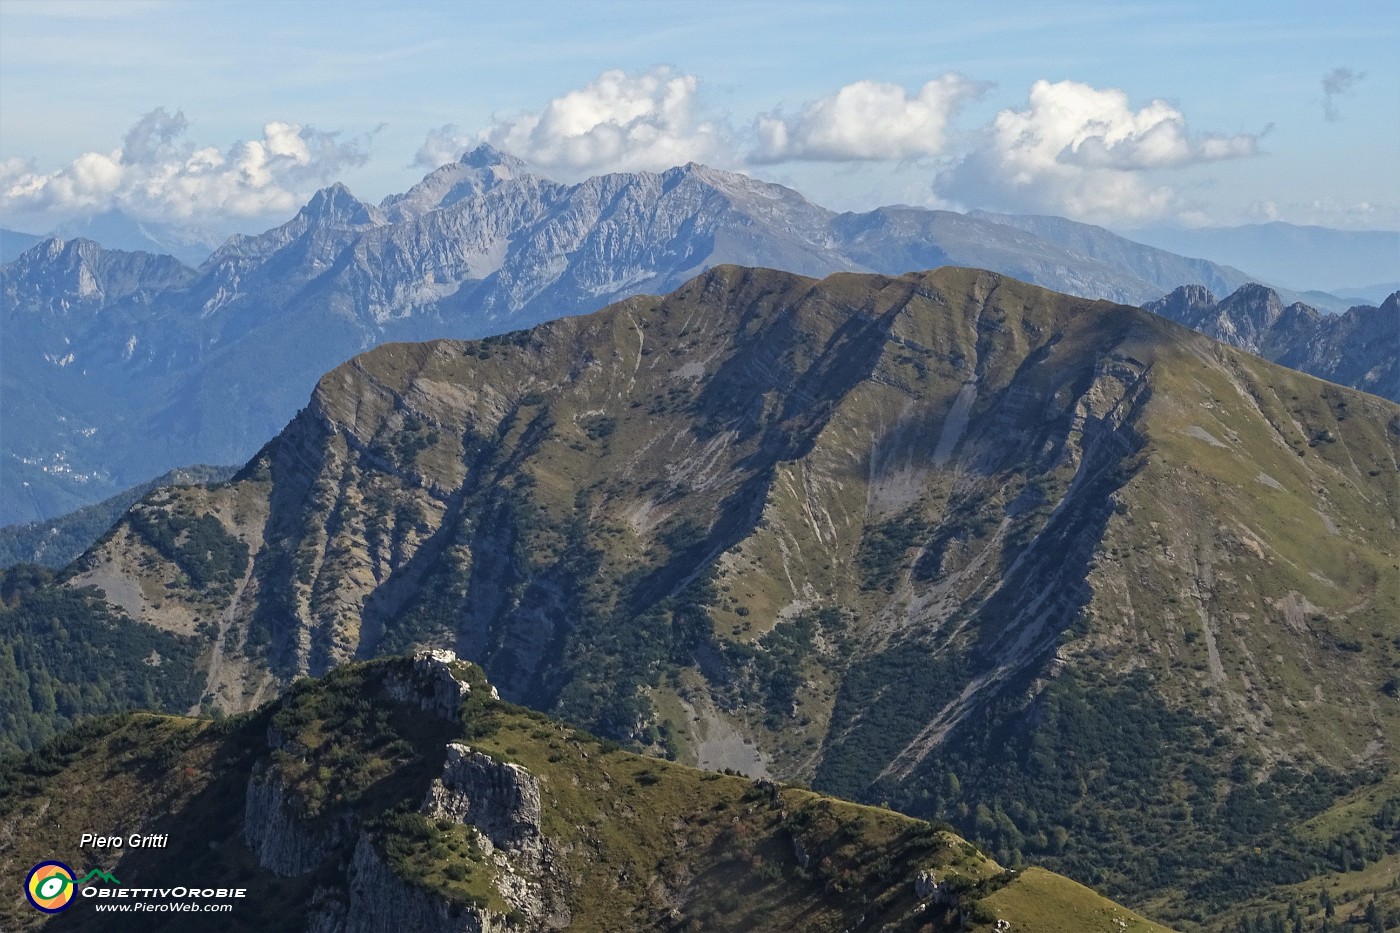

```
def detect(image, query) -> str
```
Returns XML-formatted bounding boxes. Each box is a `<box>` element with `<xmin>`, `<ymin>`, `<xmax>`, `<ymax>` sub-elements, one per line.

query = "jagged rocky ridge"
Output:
<box><xmin>23</xmin><ymin>265</ymin><xmax>1400</xmax><ymax>928</ymax></box>
<box><xmin>0</xmin><ymin>651</ymin><xmax>1169</xmax><ymax>932</ymax></box>
<box><xmin>2</xmin><ymin>144</ymin><xmax>1342</xmax><ymax>525</ymax></box>
<box><xmin>1145</xmin><ymin>284</ymin><xmax>1399</xmax><ymax>400</ymax></box>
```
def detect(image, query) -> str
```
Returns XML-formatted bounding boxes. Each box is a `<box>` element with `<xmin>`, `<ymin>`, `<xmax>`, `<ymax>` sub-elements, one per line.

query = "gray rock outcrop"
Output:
<box><xmin>422</xmin><ymin>744</ymin><xmax>543</xmax><ymax>860</ymax></box>
<box><xmin>385</xmin><ymin>648</ymin><xmax>481</xmax><ymax>720</ymax></box>
<box><xmin>308</xmin><ymin>835</ymin><xmax>505</xmax><ymax>933</ymax></box>
<box><xmin>243</xmin><ymin>769</ymin><xmax>353</xmax><ymax>877</ymax></box>
<box><xmin>418</xmin><ymin>744</ymin><xmax>568</xmax><ymax>928</ymax></box>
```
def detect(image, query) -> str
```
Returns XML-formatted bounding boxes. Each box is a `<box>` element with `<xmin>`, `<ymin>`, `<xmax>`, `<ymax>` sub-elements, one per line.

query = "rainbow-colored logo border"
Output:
<box><xmin>25</xmin><ymin>860</ymin><xmax>76</xmax><ymax>913</ymax></box>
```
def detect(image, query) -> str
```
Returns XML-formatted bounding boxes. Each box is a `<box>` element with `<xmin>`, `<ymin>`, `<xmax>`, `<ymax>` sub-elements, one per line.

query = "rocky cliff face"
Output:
<box><xmin>240</xmin><ymin>653</ymin><xmax>561</xmax><ymax>930</ymax></box>
<box><xmin>1</xmin><ymin>236</ymin><xmax>194</xmax><ymax>315</ymax></box>
<box><xmin>419</xmin><ymin>744</ymin><xmax>563</xmax><ymax>927</ymax></box>
<box><xmin>424</xmin><ymin>744</ymin><xmax>544</xmax><ymax>859</ymax></box>
<box><xmin>385</xmin><ymin>649</ymin><xmax>487</xmax><ymax>719</ymax></box>
<box><xmin>309</xmin><ymin>836</ymin><xmax>507</xmax><ymax>933</ymax></box>
<box><xmin>244</xmin><ymin>765</ymin><xmax>355</xmax><ymax>876</ymax></box>
<box><xmin>1144</xmin><ymin>284</ymin><xmax>1399</xmax><ymax>400</ymax></box>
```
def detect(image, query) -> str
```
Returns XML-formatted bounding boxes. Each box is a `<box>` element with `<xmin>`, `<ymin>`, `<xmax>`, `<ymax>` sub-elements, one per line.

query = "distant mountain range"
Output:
<box><xmin>970</xmin><ymin>211</ymin><xmax>1363</xmax><ymax>312</ymax></box>
<box><xmin>1146</xmin><ymin>284</ymin><xmax>1398</xmax><ymax>400</ymax></box>
<box><xmin>3</xmin><ymin>211</ymin><xmax>226</xmax><ymax>267</ymax></box>
<box><xmin>1125</xmin><ymin>221</ymin><xmax>1400</xmax><ymax>296</ymax></box>
<box><xmin>51</xmin><ymin>208</ymin><xmax>228</xmax><ymax>267</ymax></box>
<box><xmin>1333</xmin><ymin>281</ymin><xmax>1400</xmax><ymax>304</ymax></box>
<box><xmin>2</xmin><ymin>146</ymin><xmax>1395</xmax><ymax>525</ymax></box>
<box><xmin>0</xmin><ymin>227</ymin><xmax>43</xmax><ymax>264</ymax></box>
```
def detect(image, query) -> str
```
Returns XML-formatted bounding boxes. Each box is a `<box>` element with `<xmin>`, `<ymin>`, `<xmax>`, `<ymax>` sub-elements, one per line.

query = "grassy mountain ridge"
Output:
<box><xmin>14</xmin><ymin>265</ymin><xmax>1400</xmax><ymax>926</ymax></box>
<box><xmin>0</xmin><ymin>653</ymin><xmax>1170</xmax><ymax>931</ymax></box>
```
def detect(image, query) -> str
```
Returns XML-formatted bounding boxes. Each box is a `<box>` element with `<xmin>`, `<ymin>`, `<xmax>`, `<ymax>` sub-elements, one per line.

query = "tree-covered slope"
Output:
<box><xmin>0</xmin><ymin>565</ymin><xmax>206</xmax><ymax>758</ymax></box>
<box><xmin>0</xmin><ymin>464</ymin><xmax>238</xmax><ymax>570</ymax></box>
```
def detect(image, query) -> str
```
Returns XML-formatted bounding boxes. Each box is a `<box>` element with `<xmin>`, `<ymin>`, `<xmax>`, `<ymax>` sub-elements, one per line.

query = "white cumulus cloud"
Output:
<box><xmin>0</xmin><ymin>108</ymin><xmax>369</xmax><ymax>230</ymax></box>
<box><xmin>414</xmin><ymin>67</ymin><xmax>731</xmax><ymax>178</ymax></box>
<box><xmin>414</xmin><ymin>125</ymin><xmax>477</xmax><ymax>170</ymax></box>
<box><xmin>751</xmin><ymin>75</ymin><xmax>987</xmax><ymax>163</ymax></box>
<box><xmin>938</xmin><ymin>80</ymin><xmax>1264</xmax><ymax>224</ymax></box>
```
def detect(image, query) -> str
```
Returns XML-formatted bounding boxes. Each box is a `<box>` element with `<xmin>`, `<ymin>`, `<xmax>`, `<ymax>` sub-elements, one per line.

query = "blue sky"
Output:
<box><xmin>1</xmin><ymin>0</ymin><xmax>1396</xmax><ymax>234</ymax></box>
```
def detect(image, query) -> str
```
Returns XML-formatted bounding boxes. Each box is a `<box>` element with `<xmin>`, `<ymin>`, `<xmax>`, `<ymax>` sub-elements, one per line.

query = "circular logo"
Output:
<box><xmin>25</xmin><ymin>861</ymin><xmax>76</xmax><ymax>913</ymax></box>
